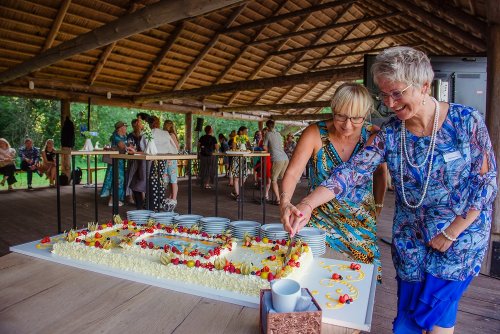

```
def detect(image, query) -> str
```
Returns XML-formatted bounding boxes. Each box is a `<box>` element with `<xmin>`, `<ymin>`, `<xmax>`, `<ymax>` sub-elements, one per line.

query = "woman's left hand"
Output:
<box><xmin>428</xmin><ymin>233</ymin><xmax>454</xmax><ymax>252</ymax></box>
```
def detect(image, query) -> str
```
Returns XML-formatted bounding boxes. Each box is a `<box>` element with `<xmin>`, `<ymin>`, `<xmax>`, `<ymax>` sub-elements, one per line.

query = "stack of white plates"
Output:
<box><xmin>127</xmin><ymin>210</ymin><xmax>154</xmax><ymax>224</ymax></box>
<box><xmin>150</xmin><ymin>212</ymin><xmax>178</xmax><ymax>224</ymax></box>
<box><xmin>173</xmin><ymin>214</ymin><xmax>203</xmax><ymax>229</ymax></box>
<box><xmin>294</xmin><ymin>227</ymin><xmax>326</xmax><ymax>257</ymax></box>
<box><xmin>260</xmin><ymin>223</ymin><xmax>289</xmax><ymax>241</ymax></box>
<box><xmin>199</xmin><ymin>217</ymin><xmax>230</xmax><ymax>236</ymax></box>
<box><xmin>229</xmin><ymin>220</ymin><xmax>260</xmax><ymax>239</ymax></box>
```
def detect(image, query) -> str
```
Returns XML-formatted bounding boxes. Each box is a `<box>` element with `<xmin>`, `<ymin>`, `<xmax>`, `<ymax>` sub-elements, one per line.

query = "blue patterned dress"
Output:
<box><xmin>309</xmin><ymin>121</ymin><xmax>382</xmax><ymax>283</ymax></box>
<box><xmin>322</xmin><ymin>104</ymin><xmax>497</xmax><ymax>281</ymax></box>
<box><xmin>100</xmin><ymin>132</ymin><xmax>127</xmax><ymax>201</ymax></box>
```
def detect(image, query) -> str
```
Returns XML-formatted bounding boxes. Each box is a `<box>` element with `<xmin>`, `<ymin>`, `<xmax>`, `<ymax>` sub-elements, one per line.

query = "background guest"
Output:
<box><xmin>284</xmin><ymin>133</ymin><xmax>296</xmax><ymax>160</ymax></box>
<box><xmin>230</xmin><ymin>126</ymin><xmax>249</xmax><ymax>199</ymax></box>
<box><xmin>263</xmin><ymin>120</ymin><xmax>288</xmax><ymax>205</ymax></box>
<box><xmin>161</xmin><ymin>119</ymin><xmax>180</xmax><ymax>210</ymax></box>
<box><xmin>39</xmin><ymin>139</ymin><xmax>56</xmax><ymax>187</ymax></box>
<box><xmin>18</xmin><ymin>138</ymin><xmax>41</xmax><ymax>190</ymax></box>
<box><xmin>100</xmin><ymin>121</ymin><xmax>127</xmax><ymax>206</ymax></box>
<box><xmin>0</xmin><ymin>138</ymin><xmax>17</xmax><ymax>190</ymax></box>
<box><xmin>125</xmin><ymin>118</ymin><xmax>145</xmax><ymax>209</ymax></box>
<box><xmin>227</xmin><ymin>130</ymin><xmax>236</xmax><ymax>187</ymax></box>
<box><xmin>198</xmin><ymin>125</ymin><xmax>218</xmax><ymax>190</ymax></box>
<box><xmin>218</xmin><ymin>133</ymin><xmax>230</xmax><ymax>177</ymax></box>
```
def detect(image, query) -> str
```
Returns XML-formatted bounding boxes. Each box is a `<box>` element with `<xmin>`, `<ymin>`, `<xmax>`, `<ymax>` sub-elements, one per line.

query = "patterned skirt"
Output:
<box><xmin>308</xmin><ymin>198</ymin><xmax>382</xmax><ymax>284</ymax></box>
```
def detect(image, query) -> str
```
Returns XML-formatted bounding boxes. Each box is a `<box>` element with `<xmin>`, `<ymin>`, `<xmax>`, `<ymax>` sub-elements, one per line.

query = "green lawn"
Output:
<box><xmin>3</xmin><ymin>157</ymin><xmax>109</xmax><ymax>190</ymax></box>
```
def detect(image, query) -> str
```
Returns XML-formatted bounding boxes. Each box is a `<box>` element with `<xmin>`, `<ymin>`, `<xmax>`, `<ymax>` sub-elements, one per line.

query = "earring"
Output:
<box><xmin>422</xmin><ymin>98</ymin><xmax>426</xmax><ymax>105</ymax></box>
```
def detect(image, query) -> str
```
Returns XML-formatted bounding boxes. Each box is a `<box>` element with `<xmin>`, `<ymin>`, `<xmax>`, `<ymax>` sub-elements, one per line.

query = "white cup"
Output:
<box><xmin>271</xmin><ymin>279</ymin><xmax>301</xmax><ymax>313</ymax></box>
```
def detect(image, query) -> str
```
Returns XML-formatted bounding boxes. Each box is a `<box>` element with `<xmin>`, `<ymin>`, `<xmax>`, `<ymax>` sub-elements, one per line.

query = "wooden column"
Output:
<box><xmin>60</xmin><ymin>99</ymin><xmax>72</xmax><ymax>178</ymax></box>
<box><xmin>258</xmin><ymin>121</ymin><xmax>264</xmax><ymax>130</ymax></box>
<box><xmin>485</xmin><ymin>0</ymin><xmax>500</xmax><ymax>275</ymax></box>
<box><xmin>185</xmin><ymin>113</ymin><xmax>193</xmax><ymax>153</ymax></box>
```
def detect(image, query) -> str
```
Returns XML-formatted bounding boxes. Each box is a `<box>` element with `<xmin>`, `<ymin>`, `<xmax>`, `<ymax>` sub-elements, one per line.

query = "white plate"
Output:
<box><xmin>296</xmin><ymin>227</ymin><xmax>325</xmax><ymax>237</ymax></box>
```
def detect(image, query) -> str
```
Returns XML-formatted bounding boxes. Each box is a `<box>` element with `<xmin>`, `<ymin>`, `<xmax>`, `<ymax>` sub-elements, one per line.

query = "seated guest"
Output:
<box><xmin>0</xmin><ymin>138</ymin><xmax>17</xmax><ymax>190</ymax></box>
<box><xmin>19</xmin><ymin>138</ymin><xmax>41</xmax><ymax>190</ymax></box>
<box><xmin>38</xmin><ymin>139</ymin><xmax>56</xmax><ymax>187</ymax></box>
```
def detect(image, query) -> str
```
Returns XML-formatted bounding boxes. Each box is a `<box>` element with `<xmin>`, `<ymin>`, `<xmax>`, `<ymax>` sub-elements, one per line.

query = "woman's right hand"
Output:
<box><xmin>281</xmin><ymin>201</ymin><xmax>311</xmax><ymax>237</ymax></box>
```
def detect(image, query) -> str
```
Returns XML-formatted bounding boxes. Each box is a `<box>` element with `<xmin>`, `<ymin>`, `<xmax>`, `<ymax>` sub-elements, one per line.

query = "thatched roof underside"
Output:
<box><xmin>0</xmin><ymin>0</ymin><xmax>489</xmax><ymax>120</ymax></box>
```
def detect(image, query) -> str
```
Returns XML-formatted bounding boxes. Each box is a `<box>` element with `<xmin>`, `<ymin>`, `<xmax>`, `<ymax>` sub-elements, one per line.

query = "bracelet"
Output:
<box><xmin>299</xmin><ymin>200</ymin><xmax>313</xmax><ymax>212</ymax></box>
<box><xmin>375</xmin><ymin>203</ymin><xmax>384</xmax><ymax>208</ymax></box>
<box><xmin>441</xmin><ymin>229</ymin><xmax>457</xmax><ymax>242</ymax></box>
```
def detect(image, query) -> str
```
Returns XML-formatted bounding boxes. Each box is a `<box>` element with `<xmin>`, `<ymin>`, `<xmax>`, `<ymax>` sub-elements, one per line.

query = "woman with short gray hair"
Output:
<box><xmin>281</xmin><ymin>46</ymin><xmax>497</xmax><ymax>334</ymax></box>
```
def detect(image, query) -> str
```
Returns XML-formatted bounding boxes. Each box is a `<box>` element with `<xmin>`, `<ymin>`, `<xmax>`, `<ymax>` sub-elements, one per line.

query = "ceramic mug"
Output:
<box><xmin>271</xmin><ymin>279</ymin><xmax>301</xmax><ymax>313</ymax></box>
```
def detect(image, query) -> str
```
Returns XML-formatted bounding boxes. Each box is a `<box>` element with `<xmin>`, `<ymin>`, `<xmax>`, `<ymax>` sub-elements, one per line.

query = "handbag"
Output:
<box><xmin>102</xmin><ymin>154</ymin><xmax>113</xmax><ymax>164</ymax></box>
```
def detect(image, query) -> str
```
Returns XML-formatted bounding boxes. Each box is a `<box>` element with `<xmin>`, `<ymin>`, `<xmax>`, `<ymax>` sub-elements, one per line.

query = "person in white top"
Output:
<box><xmin>0</xmin><ymin>138</ymin><xmax>17</xmax><ymax>190</ymax></box>
<box><xmin>146</xmin><ymin>116</ymin><xmax>178</xmax><ymax>211</ymax></box>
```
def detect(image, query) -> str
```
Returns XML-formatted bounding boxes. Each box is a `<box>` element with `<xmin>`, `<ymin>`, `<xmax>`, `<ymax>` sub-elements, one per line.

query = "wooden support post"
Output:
<box><xmin>60</xmin><ymin>99</ymin><xmax>72</xmax><ymax>179</ymax></box>
<box><xmin>185</xmin><ymin>113</ymin><xmax>193</xmax><ymax>153</ymax></box>
<box><xmin>258</xmin><ymin>121</ymin><xmax>264</xmax><ymax>130</ymax></box>
<box><xmin>485</xmin><ymin>0</ymin><xmax>500</xmax><ymax>276</ymax></box>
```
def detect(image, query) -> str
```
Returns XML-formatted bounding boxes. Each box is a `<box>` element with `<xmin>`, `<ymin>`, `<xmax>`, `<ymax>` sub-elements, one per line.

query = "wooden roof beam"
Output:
<box><xmin>272</xmin><ymin>30</ymin><xmax>413</xmax><ymax>56</ymax></box>
<box><xmin>298</xmin><ymin>44</ymin><xmax>421</xmax><ymax>63</ymax></box>
<box><xmin>270</xmin><ymin>113</ymin><xmax>332</xmax><ymax>121</ymax></box>
<box><xmin>134</xmin><ymin>66</ymin><xmax>364</xmax><ymax>102</ymax></box>
<box><xmin>220</xmin><ymin>101</ymin><xmax>330</xmax><ymax>112</ymax></box>
<box><xmin>227</xmin><ymin>0</ymin><xmax>341</xmax><ymax>106</ymax></box>
<box><xmin>88</xmin><ymin>1</ymin><xmax>143</xmax><ymax>86</ymax></box>
<box><xmin>222</xmin><ymin>0</ymin><xmax>356</xmax><ymax>34</ymax></box>
<box><xmin>42</xmin><ymin>0</ymin><xmax>72</xmax><ymax>51</ymax></box>
<box><xmin>136</xmin><ymin>22</ymin><xmax>185</xmax><ymax>93</ymax></box>
<box><xmin>0</xmin><ymin>0</ymin><xmax>245</xmax><ymax>84</ymax></box>
<box><xmin>365</xmin><ymin>1</ymin><xmax>466</xmax><ymax>54</ymax></box>
<box><xmin>418</xmin><ymin>0</ymin><xmax>487</xmax><ymax>40</ymax></box>
<box><xmin>252</xmin><ymin>4</ymin><xmax>353</xmax><ymax>105</ymax></box>
<box><xmin>248</xmin><ymin>12</ymin><xmax>400</xmax><ymax>47</ymax></box>
<box><xmin>212</xmin><ymin>1</ymin><xmax>291</xmax><ymax>86</ymax></box>
<box><xmin>173</xmin><ymin>4</ymin><xmax>246</xmax><ymax>91</ymax></box>
<box><xmin>88</xmin><ymin>42</ymin><xmax>115</xmax><ymax>85</ymax></box>
<box><xmin>383</xmin><ymin>0</ymin><xmax>485</xmax><ymax>51</ymax></box>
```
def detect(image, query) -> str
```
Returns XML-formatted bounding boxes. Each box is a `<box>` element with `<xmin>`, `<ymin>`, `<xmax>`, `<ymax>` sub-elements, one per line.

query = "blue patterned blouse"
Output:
<box><xmin>321</xmin><ymin>104</ymin><xmax>498</xmax><ymax>282</ymax></box>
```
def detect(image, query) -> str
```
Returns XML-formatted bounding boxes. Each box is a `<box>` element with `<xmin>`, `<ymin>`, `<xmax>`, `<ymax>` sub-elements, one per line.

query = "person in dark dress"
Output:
<box><xmin>198</xmin><ymin>125</ymin><xmax>219</xmax><ymax>189</ymax></box>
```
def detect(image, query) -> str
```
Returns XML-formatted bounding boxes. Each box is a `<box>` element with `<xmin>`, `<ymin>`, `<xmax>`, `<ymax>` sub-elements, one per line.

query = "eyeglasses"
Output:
<box><xmin>333</xmin><ymin>114</ymin><xmax>365</xmax><ymax>124</ymax></box>
<box><xmin>376</xmin><ymin>83</ymin><xmax>413</xmax><ymax>102</ymax></box>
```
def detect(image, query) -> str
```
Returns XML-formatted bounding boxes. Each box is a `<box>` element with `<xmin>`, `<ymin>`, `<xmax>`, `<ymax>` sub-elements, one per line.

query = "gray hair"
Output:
<box><xmin>371</xmin><ymin>47</ymin><xmax>434</xmax><ymax>88</ymax></box>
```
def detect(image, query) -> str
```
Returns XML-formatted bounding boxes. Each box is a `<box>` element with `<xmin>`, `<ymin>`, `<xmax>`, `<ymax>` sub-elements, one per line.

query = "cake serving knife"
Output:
<box><xmin>284</xmin><ymin>236</ymin><xmax>293</xmax><ymax>263</ymax></box>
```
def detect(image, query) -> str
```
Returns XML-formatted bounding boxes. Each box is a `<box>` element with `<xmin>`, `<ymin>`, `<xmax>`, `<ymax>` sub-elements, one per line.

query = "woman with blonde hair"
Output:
<box><xmin>0</xmin><ymin>138</ymin><xmax>17</xmax><ymax>190</ymax></box>
<box><xmin>39</xmin><ymin>139</ymin><xmax>57</xmax><ymax>187</ymax></box>
<box><xmin>282</xmin><ymin>47</ymin><xmax>497</xmax><ymax>334</ymax></box>
<box><xmin>280</xmin><ymin>82</ymin><xmax>387</xmax><ymax>283</ymax></box>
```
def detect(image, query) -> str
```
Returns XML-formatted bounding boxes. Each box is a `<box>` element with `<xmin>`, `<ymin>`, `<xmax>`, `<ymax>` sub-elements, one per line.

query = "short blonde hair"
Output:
<box><xmin>371</xmin><ymin>46</ymin><xmax>434</xmax><ymax>88</ymax></box>
<box><xmin>330</xmin><ymin>83</ymin><xmax>373</xmax><ymax>118</ymax></box>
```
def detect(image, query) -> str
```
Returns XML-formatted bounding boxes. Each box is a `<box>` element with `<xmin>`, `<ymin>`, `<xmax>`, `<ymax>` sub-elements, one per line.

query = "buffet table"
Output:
<box><xmin>110</xmin><ymin>153</ymin><xmax>198</xmax><ymax>214</ymax></box>
<box><xmin>0</xmin><ymin>252</ymin><xmax>365</xmax><ymax>333</ymax></box>
<box><xmin>214</xmin><ymin>152</ymin><xmax>270</xmax><ymax>222</ymax></box>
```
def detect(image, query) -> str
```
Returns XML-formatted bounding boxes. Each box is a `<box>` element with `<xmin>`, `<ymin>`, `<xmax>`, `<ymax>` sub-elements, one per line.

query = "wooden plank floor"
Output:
<box><xmin>0</xmin><ymin>177</ymin><xmax>499</xmax><ymax>333</ymax></box>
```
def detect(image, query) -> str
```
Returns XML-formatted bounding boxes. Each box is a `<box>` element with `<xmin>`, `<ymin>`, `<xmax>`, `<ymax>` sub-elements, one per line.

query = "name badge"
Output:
<box><xmin>443</xmin><ymin>151</ymin><xmax>461</xmax><ymax>163</ymax></box>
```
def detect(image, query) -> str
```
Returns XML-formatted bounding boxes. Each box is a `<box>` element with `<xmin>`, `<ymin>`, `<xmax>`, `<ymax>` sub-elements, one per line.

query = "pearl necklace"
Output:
<box><xmin>400</xmin><ymin>97</ymin><xmax>440</xmax><ymax>208</ymax></box>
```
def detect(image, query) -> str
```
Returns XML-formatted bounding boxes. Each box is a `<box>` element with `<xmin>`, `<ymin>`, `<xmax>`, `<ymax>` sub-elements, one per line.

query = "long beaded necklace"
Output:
<box><xmin>400</xmin><ymin>97</ymin><xmax>440</xmax><ymax>209</ymax></box>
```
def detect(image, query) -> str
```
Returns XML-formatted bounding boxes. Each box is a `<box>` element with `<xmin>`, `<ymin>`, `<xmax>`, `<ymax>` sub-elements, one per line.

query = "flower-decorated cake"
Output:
<box><xmin>50</xmin><ymin>216</ymin><xmax>313</xmax><ymax>297</ymax></box>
